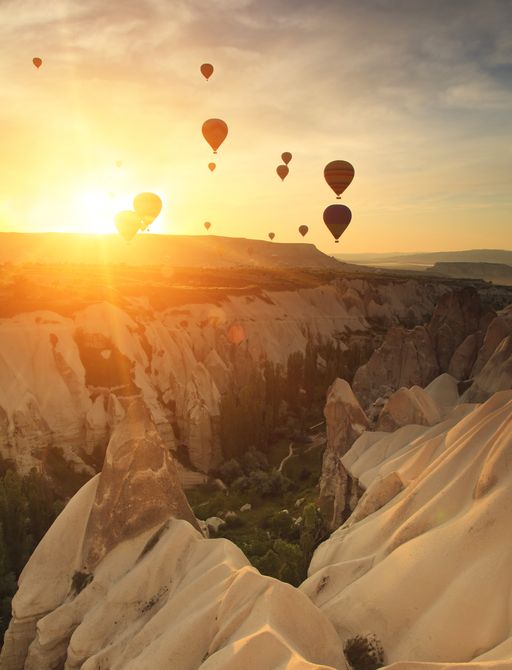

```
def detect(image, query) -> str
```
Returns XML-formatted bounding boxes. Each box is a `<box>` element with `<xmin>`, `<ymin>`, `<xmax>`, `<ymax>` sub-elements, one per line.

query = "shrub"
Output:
<box><xmin>240</xmin><ymin>448</ymin><xmax>269</xmax><ymax>474</ymax></box>
<box><xmin>344</xmin><ymin>634</ymin><xmax>385</xmax><ymax>670</ymax></box>
<box><xmin>217</xmin><ymin>459</ymin><xmax>243</xmax><ymax>485</ymax></box>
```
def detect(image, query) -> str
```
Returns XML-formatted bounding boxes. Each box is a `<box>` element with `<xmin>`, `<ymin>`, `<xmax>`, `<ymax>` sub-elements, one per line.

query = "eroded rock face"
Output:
<box><xmin>377</xmin><ymin>386</ymin><xmax>443</xmax><ymax>432</ymax></box>
<box><xmin>0</xmin><ymin>277</ymin><xmax>450</xmax><ymax>484</ymax></box>
<box><xmin>319</xmin><ymin>379</ymin><xmax>369</xmax><ymax>530</ymax></box>
<box><xmin>471</xmin><ymin>305</ymin><xmax>512</xmax><ymax>377</ymax></box>
<box><xmin>0</xmin><ymin>413</ymin><xmax>345</xmax><ymax>670</ymax></box>
<box><xmin>304</xmin><ymin>391</ymin><xmax>512</xmax><ymax>667</ymax></box>
<box><xmin>353</xmin><ymin>325</ymin><xmax>439</xmax><ymax>408</ymax></box>
<box><xmin>353</xmin><ymin>287</ymin><xmax>497</xmax><ymax>409</ymax></box>
<box><xmin>427</xmin><ymin>287</ymin><xmax>492</xmax><ymax>371</ymax></box>
<box><xmin>462</xmin><ymin>335</ymin><xmax>512</xmax><ymax>403</ymax></box>
<box><xmin>81</xmin><ymin>401</ymin><xmax>199</xmax><ymax>570</ymax></box>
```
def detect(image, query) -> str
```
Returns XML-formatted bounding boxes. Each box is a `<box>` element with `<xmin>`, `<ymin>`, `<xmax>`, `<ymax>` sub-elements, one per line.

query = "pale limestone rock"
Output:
<box><xmin>377</xmin><ymin>386</ymin><xmax>444</xmax><ymax>432</ymax></box>
<box><xmin>304</xmin><ymin>392</ymin><xmax>512</xmax><ymax>666</ymax></box>
<box><xmin>471</xmin><ymin>305</ymin><xmax>512</xmax><ymax>376</ymax></box>
<box><xmin>319</xmin><ymin>379</ymin><xmax>369</xmax><ymax>530</ymax></box>
<box><xmin>353</xmin><ymin>325</ymin><xmax>439</xmax><ymax>408</ymax></box>
<box><xmin>462</xmin><ymin>335</ymin><xmax>512</xmax><ymax>402</ymax></box>
<box><xmin>447</xmin><ymin>332</ymin><xmax>479</xmax><ymax>380</ymax></box>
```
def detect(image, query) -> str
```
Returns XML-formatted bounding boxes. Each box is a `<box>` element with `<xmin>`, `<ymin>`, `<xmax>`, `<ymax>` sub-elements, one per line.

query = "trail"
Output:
<box><xmin>278</xmin><ymin>443</ymin><xmax>295</xmax><ymax>473</ymax></box>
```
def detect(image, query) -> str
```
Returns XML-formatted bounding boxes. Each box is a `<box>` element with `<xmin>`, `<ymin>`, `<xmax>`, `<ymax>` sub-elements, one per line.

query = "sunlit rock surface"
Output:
<box><xmin>318</xmin><ymin>379</ymin><xmax>368</xmax><ymax>530</ymax></box>
<box><xmin>0</xmin><ymin>277</ymin><xmax>446</xmax><ymax>482</ymax></box>
<box><xmin>0</xmin><ymin>411</ymin><xmax>345</xmax><ymax>670</ymax></box>
<box><xmin>304</xmin><ymin>391</ymin><xmax>512</xmax><ymax>668</ymax></box>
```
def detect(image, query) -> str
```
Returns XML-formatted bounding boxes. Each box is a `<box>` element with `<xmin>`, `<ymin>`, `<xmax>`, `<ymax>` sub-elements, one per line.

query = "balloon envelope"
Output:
<box><xmin>323</xmin><ymin>204</ymin><xmax>352</xmax><ymax>243</ymax></box>
<box><xmin>204</xmin><ymin>221</ymin><xmax>211</xmax><ymax>231</ymax></box>
<box><xmin>202</xmin><ymin>119</ymin><xmax>228</xmax><ymax>154</ymax></box>
<box><xmin>115</xmin><ymin>160</ymin><xmax>122</xmax><ymax>168</ymax></box>
<box><xmin>208</xmin><ymin>162</ymin><xmax>216</xmax><ymax>172</ymax></box>
<box><xmin>115</xmin><ymin>211</ymin><xmax>140</xmax><ymax>242</ymax></box>
<box><xmin>276</xmin><ymin>164</ymin><xmax>289</xmax><ymax>181</ymax></box>
<box><xmin>298</xmin><ymin>225</ymin><xmax>309</xmax><ymax>237</ymax></box>
<box><xmin>324</xmin><ymin>160</ymin><xmax>355</xmax><ymax>198</ymax></box>
<box><xmin>281</xmin><ymin>152</ymin><xmax>292</xmax><ymax>165</ymax></box>
<box><xmin>133</xmin><ymin>192</ymin><xmax>162</xmax><ymax>229</ymax></box>
<box><xmin>200</xmin><ymin>63</ymin><xmax>214</xmax><ymax>80</ymax></box>
<box><xmin>32</xmin><ymin>57</ymin><xmax>42</xmax><ymax>69</ymax></box>
<box><xmin>268</xmin><ymin>232</ymin><xmax>275</xmax><ymax>241</ymax></box>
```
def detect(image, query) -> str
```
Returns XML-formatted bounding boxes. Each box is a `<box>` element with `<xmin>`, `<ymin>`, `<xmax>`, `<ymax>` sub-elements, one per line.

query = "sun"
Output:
<box><xmin>72</xmin><ymin>188</ymin><xmax>119</xmax><ymax>234</ymax></box>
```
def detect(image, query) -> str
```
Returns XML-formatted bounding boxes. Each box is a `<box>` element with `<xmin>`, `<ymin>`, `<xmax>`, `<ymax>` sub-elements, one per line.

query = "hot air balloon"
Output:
<box><xmin>115</xmin><ymin>211</ymin><xmax>140</xmax><ymax>242</ymax></box>
<box><xmin>200</xmin><ymin>63</ymin><xmax>214</xmax><ymax>81</ymax></box>
<box><xmin>32</xmin><ymin>57</ymin><xmax>42</xmax><ymax>69</ymax></box>
<box><xmin>276</xmin><ymin>165</ymin><xmax>289</xmax><ymax>181</ymax></box>
<box><xmin>208</xmin><ymin>162</ymin><xmax>216</xmax><ymax>172</ymax></box>
<box><xmin>323</xmin><ymin>204</ymin><xmax>352</xmax><ymax>243</ymax></box>
<box><xmin>299</xmin><ymin>225</ymin><xmax>308</xmax><ymax>237</ymax></box>
<box><xmin>133</xmin><ymin>192</ymin><xmax>162</xmax><ymax>230</ymax></box>
<box><xmin>281</xmin><ymin>152</ymin><xmax>292</xmax><ymax>165</ymax></box>
<box><xmin>115</xmin><ymin>160</ymin><xmax>122</xmax><ymax>168</ymax></box>
<box><xmin>204</xmin><ymin>221</ymin><xmax>211</xmax><ymax>231</ymax></box>
<box><xmin>268</xmin><ymin>232</ymin><xmax>275</xmax><ymax>241</ymax></box>
<box><xmin>324</xmin><ymin>160</ymin><xmax>354</xmax><ymax>199</ymax></box>
<box><xmin>202</xmin><ymin>119</ymin><xmax>228</xmax><ymax>154</ymax></box>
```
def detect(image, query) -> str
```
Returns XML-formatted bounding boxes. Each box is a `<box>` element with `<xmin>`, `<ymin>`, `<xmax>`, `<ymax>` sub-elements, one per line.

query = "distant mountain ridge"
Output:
<box><xmin>427</xmin><ymin>261</ymin><xmax>512</xmax><ymax>285</ymax></box>
<box><xmin>336</xmin><ymin>249</ymin><xmax>512</xmax><ymax>267</ymax></box>
<box><xmin>0</xmin><ymin>232</ymin><xmax>345</xmax><ymax>270</ymax></box>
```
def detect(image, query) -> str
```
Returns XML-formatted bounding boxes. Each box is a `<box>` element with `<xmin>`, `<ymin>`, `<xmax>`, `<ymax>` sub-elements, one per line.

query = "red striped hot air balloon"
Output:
<box><xmin>323</xmin><ymin>204</ymin><xmax>352</xmax><ymax>243</ymax></box>
<box><xmin>202</xmin><ymin>119</ymin><xmax>228</xmax><ymax>154</ymax></box>
<box><xmin>32</xmin><ymin>57</ymin><xmax>42</xmax><ymax>69</ymax></box>
<box><xmin>276</xmin><ymin>164</ymin><xmax>289</xmax><ymax>181</ymax></box>
<box><xmin>200</xmin><ymin>63</ymin><xmax>214</xmax><ymax>81</ymax></box>
<box><xmin>324</xmin><ymin>160</ymin><xmax>354</xmax><ymax>199</ymax></box>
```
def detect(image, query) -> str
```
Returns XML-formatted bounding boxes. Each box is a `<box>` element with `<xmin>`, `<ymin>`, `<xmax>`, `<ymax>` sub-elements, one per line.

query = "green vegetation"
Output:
<box><xmin>188</xmin><ymin>446</ymin><xmax>329</xmax><ymax>587</ymax></box>
<box><xmin>0</xmin><ymin>468</ymin><xmax>61</xmax><ymax>643</ymax></box>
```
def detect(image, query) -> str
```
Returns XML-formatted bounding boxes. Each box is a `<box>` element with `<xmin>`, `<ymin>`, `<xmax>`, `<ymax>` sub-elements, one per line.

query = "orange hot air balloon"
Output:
<box><xmin>298</xmin><ymin>225</ymin><xmax>308</xmax><ymax>237</ymax></box>
<box><xmin>268</xmin><ymin>232</ymin><xmax>275</xmax><ymax>241</ymax></box>
<box><xmin>276</xmin><ymin>164</ymin><xmax>289</xmax><ymax>181</ymax></box>
<box><xmin>202</xmin><ymin>119</ymin><xmax>228</xmax><ymax>154</ymax></box>
<box><xmin>32</xmin><ymin>57</ymin><xmax>42</xmax><ymax>69</ymax></box>
<box><xmin>200</xmin><ymin>63</ymin><xmax>214</xmax><ymax>81</ymax></box>
<box><xmin>204</xmin><ymin>221</ymin><xmax>211</xmax><ymax>231</ymax></box>
<box><xmin>133</xmin><ymin>192</ymin><xmax>162</xmax><ymax>230</ymax></box>
<box><xmin>281</xmin><ymin>152</ymin><xmax>292</xmax><ymax>165</ymax></box>
<box><xmin>324</xmin><ymin>160</ymin><xmax>354</xmax><ymax>198</ymax></box>
<box><xmin>208</xmin><ymin>162</ymin><xmax>216</xmax><ymax>172</ymax></box>
<box><xmin>323</xmin><ymin>204</ymin><xmax>352</xmax><ymax>243</ymax></box>
<box><xmin>115</xmin><ymin>211</ymin><xmax>140</xmax><ymax>242</ymax></box>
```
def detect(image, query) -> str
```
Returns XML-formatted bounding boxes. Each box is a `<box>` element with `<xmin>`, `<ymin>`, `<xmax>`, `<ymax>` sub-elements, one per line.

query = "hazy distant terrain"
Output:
<box><xmin>337</xmin><ymin>249</ymin><xmax>512</xmax><ymax>270</ymax></box>
<box><xmin>0</xmin><ymin>233</ymin><xmax>347</xmax><ymax>270</ymax></box>
<box><xmin>427</xmin><ymin>262</ymin><xmax>512</xmax><ymax>285</ymax></box>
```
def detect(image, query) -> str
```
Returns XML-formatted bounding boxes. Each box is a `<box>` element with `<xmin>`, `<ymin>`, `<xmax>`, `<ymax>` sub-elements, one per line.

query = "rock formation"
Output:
<box><xmin>376</xmin><ymin>385</ymin><xmax>444</xmax><ymax>432</ymax></box>
<box><xmin>353</xmin><ymin>287</ymin><xmax>498</xmax><ymax>408</ymax></box>
<box><xmin>318</xmin><ymin>379</ymin><xmax>369</xmax><ymax>530</ymax></box>
<box><xmin>0</xmin><ymin>410</ymin><xmax>345</xmax><ymax>670</ymax></box>
<box><xmin>304</xmin><ymin>391</ymin><xmax>512</xmax><ymax>668</ymax></box>
<box><xmin>0</xmin><ymin>276</ymin><xmax>449</xmax><ymax>485</ymax></box>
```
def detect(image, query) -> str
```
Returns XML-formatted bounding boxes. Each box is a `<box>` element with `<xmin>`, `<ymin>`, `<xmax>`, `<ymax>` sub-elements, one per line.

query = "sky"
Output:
<box><xmin>0</xmin><ymin>0</ymin><xmax>511</xmax><ymax>253</ymax></box>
